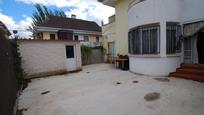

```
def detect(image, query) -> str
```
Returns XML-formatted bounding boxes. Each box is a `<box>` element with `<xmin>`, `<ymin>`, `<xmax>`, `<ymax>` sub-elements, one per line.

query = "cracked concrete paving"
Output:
<box><xmin>18</xmin><ymin>64</ymin><xmax>204</xmax><ymax>115</ymax></box>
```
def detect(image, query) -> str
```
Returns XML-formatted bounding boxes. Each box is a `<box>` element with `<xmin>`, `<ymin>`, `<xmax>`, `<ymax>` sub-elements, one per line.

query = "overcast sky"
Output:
<box><xmin>0</xmin><ymin>0</ymin><xmax>115</xmax><ymax>38</ymax></box>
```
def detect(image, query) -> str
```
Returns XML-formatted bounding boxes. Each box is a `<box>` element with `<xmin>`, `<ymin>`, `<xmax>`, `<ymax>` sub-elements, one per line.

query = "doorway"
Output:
<box><xmin>197</xmin><ymin>32</ymin><xmax>204</xmax><ymax>64</ymax></box>
<box><xmin>108</xmin><ymin>42</ymin><xmax>115</xmax><ymax>63</ymax></box>
<box><xmin>65</xmin><ymin>45</ymin><xmax>77</xmax><ymax>71</ymax></box>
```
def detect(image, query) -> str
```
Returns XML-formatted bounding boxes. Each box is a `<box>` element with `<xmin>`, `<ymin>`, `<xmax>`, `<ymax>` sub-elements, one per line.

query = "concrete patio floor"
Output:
<box><xmin>18</xmin><ymin>64</ymin><xmax>204</xmax><ymax>115</ymax></box>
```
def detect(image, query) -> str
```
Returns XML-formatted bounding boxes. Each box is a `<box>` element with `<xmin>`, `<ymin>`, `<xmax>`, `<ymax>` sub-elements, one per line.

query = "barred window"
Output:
<box><xmin>129</xmin><ymin>24</ymin><xmax>160</xmax><ymax>55</ymax></box>
<box><xmin>166</xmin><ymin>23</ymin><xmax>182</xmax><ymax>54</ymax></box>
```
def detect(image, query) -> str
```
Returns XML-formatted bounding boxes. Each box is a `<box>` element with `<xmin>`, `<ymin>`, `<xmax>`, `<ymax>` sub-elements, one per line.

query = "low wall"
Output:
<box><xmin>18</xmin><ymin>40</ymin><xmax>81</xmax><ymax>79</ymax></box>
<box><xmin>89</xmin><ymin>48</ymin><xmax>104</xmax><ymax>64</ymax></box>
<box><xmin>129</xmin><ymin>56</ymin><xmax>182</xmax><ymax>76</ymax></box>
<box><xmin>83</xmin><ymin>48</ymin><xmax>104</xmax><ymax>65</ymax></box>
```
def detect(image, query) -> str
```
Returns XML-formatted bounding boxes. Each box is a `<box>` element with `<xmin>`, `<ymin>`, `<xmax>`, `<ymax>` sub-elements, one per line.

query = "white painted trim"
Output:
<box><xmin>166</xmin><ymin>53</ymin><xmax>182</xmax><ymax>57</ymax></box>
<box><xmin>128</xmin><ymin>0</ymin><xmax>144</xmax><ymax>11</ymax></box>
<box><xmin>182</xmin><ymin>18</ymin><xmax>204</xmax><ymax>25</ymax></box>
<box><xmin>129</xmin><ymin>54</ymin><xmax>160</xmax><ymax>58</ymax></box>
<box><xmin>36</xmin><ymin>26</ymin><xmax>102</xmax><ymax>35</ymax></box>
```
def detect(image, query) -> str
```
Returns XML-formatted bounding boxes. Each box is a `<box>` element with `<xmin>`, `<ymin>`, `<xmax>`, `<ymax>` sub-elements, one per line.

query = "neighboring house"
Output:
<box><xmin>99</xmin><ymin>0</ymin><xmax>132</xmax><ymax>55</ymax></box>
<box><xmin>102</xmin><ymin>15</ymin><xmax>116</xmax><ymax>62</ymax></box>
<box><xmin>34</xmin><ymin>15</ymin><xmax>103</xmax><ymax>47</ymax></box>
<box><xmin>100</xmin><ymin>0</ymin><xmax>204</xmax><ymax>78</ymax></box>
<box><xmin>0</xmin><ymin>21</ymin><xmax>11</xmax><ymax>39</ymax></box>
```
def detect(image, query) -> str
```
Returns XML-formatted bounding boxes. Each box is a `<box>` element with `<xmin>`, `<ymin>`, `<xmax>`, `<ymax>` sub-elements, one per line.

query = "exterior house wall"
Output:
<box><xmin>41</xmin><ymin>31</ymin><xmax>103</xmax><ymax>47</ymax></box>
<box><xmin>115</xmin><ymin>0</ymin><xmax>132</xmax><ymax>55</ymax></box>
<box><xmin>102</xmin><ymin>21</ymin><xmax>116</xmax><ymax>62</ymax></box>
<box><xmin>43</xmin><ymin>32</ymin><xmax>58</xmax><ymax>40</ymax></box>
<box><xmin>128</xmin><ymin>0</ymin><xmax>204</xmax><ymax>76</ymax></box>
<box><xmin>128</xmin><ymin>0</ymin><xmax>183</xmax><ymax>76</ymax></box>
<box><xmin>89</xmin><ymin>34</ymin><xmax>102</xmax><ymax>42</ymax></box>
<box><xmin>129</xmin><ymin>56</ymin><xmax>182</xmax><ymax>76</ymax></box>
<box><xmin>182</xmin><ymin>0</ymin><xmax>204</xmax><ymax>23</ymax></box>
<box><xmin>102</xmin><ymin>22</ymin><xmax>116</xmax><ymax>43</ymax></box>
<box><xmin>77</xmin><ymin>34</ymin><xmax>103</xmax><ymax>46</ymax></box>
<box><xmin>18</xmin><ymin>40</ymin><xmax>81</xmax><ymax>78</ymax></box>
<box><xmin>128</xmin><ymin>0</ymin><xmax>182</xmax><ymax>29</ymax></box>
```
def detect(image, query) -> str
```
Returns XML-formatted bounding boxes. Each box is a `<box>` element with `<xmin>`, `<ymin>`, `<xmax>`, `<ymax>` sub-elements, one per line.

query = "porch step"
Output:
<box><xmin>176</xmin><ymin>68</ymin><xmax>204</xmax><ymax>76</ymax></box>
<box><xmin>169</xmin><ymin>64</ymin><xmax>204</xmax><ymax>82</ymax></box>
<box><xmin>181</xmin><ymin>64</ymin><xmax>204</xmax><ymax>70</ymax></box>
<box><xmin>170</xmin><ymin>72</ymin><xmax>204</xmax><ymax>82</ymax></box>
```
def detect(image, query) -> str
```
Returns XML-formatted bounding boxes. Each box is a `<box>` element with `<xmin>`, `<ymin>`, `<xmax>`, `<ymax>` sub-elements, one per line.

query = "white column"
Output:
<box><xmin>160</xmin><ymin>21</ymin><xmax>167</xmax><ymax>57</ymax></box>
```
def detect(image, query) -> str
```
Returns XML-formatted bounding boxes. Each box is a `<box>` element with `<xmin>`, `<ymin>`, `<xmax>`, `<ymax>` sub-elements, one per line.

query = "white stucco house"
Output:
<box><xmin>99</xmin><ymin>0</ymin><xmax>204</xmax><ymax>80</ymax></box>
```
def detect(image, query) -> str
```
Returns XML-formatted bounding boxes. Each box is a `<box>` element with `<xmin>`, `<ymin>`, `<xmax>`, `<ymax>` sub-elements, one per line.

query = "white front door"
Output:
<box><xmin>65</xmin><ymin>45</ymin><xmax>77</xmax><ymax>71</ymax></box>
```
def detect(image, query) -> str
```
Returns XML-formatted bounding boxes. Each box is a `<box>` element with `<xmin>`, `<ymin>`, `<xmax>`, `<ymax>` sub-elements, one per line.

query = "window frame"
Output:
<box><xmin>128</xmin><ymin>23</ymin><xmax>160</xmax><ymax>55</ymax></box>
<box><xmin>74</xmin><ymin>35</ymin><xmax>79</xmax><ymax>41</ymax></box>
<box><xmin>83</xmin><ymin>35</ymin><xmax>89</xmax><ymax>42</ymax></box>
<box><xmin>96</xmin><ymin>36</ymin><xmax>100</xmax><ymax>42</ymax></box>
<box><xmin>50</xmin><ymin>34</ymin><xmax>56</xmax><ymax>40</ymax></box>
<box><xmin>166</xmin><ymin>22</ymin><xmax>182</xmax><ymax>55</ymax></box>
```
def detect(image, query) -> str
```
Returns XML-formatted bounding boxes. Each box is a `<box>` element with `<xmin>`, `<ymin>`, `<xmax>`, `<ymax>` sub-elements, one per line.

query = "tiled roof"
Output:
<box><xmin>37</xmin><ymin>16</ymin><xmax>101</xmax><ymax>32</ymax></box>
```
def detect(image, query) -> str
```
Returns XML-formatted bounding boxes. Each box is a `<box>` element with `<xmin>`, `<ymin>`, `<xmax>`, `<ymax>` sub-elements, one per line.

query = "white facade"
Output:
<box><xmin>128</xmin><ymin>0</ymin><xmax>204</xmax><ymax>76</ymax></box>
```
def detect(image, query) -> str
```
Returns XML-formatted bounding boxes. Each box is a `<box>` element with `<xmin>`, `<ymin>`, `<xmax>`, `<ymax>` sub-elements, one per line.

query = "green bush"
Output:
<box><xmin>10</xmin><ymin>39</ymin><xmax>24</xmax><ymax>89</ymax></box>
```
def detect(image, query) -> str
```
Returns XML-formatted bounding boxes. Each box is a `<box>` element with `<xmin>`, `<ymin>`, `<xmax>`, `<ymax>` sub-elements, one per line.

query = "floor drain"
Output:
<box><xmin>116</xmin><ymin>82</ymin><xmax>121</xmax><ymax>85</ymax></box>
<box><xmin>132</xmin><ymin>80</ymin><xmax>139</xmax><ymax>83</ymax></box>
<box><xmin>144</xmin><ymin>92</ymin><xmax>160</xmax><ymax>101</ymax></box>
<box><xmin>154</xmin><ymin>78</ymin><xmax>170</xmax><ymax>82</ymax></box>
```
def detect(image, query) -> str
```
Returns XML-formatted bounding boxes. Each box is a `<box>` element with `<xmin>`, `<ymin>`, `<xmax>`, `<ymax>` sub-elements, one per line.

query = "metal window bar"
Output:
<box><xmin>167</xmin><ymin>23</ymin><xmax>181</xmax><ymax>54</ymax></box>
<box><xmin>129</xmin><ymin>25</ymin><xmax>160</xmax><ymax>55</ymax></box>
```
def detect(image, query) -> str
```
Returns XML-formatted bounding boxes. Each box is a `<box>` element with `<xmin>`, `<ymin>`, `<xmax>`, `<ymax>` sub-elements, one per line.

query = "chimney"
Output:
<box><xmin>71</xmin><ymin>14</ymin><xmax>76</xmax><ymax>19</ymax></box>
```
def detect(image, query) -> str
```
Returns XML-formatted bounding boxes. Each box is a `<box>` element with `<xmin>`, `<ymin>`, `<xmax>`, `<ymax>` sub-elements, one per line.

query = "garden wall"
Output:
<box><xmin>89</xmin><ymin>48</ymin><xmax>104</xmax><ymax>64</ymax></box>
<box><xmin>18</xmin><ymin>40</ymin><xmax>82</xmax><ymax>79</ymax></box>
<box><xmin>82</xmin><ymin>48</ymin><xmax>104</xmax><ymax>65</ymax></box>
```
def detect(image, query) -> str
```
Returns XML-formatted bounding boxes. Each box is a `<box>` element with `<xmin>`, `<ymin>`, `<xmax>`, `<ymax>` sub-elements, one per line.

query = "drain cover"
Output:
<box><xmin>154</xmin><ymin>78</ymin><xmax>170</xmax><ymax>82</ymax></box>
